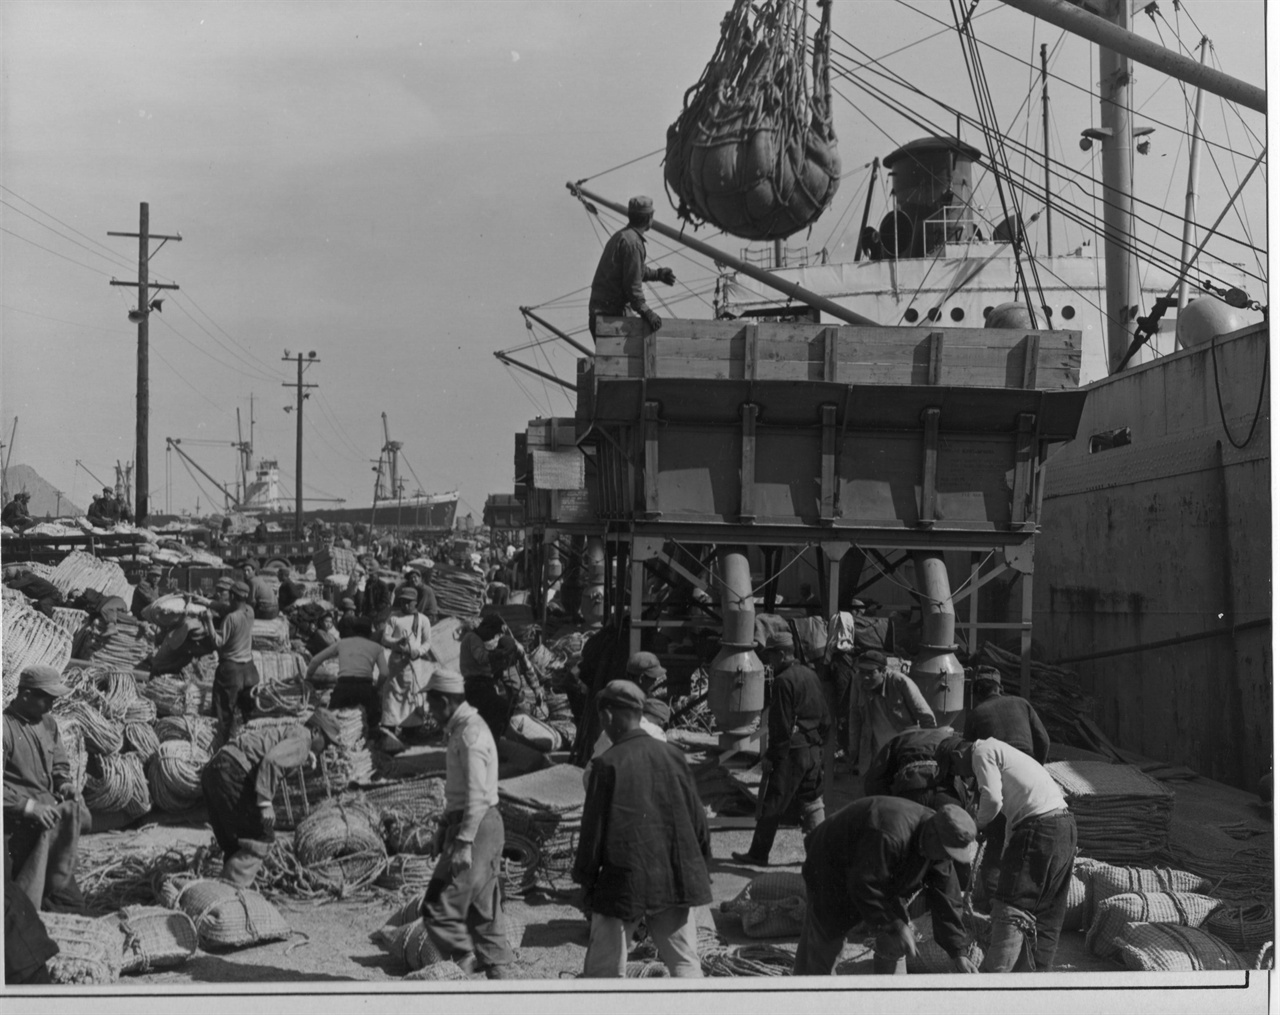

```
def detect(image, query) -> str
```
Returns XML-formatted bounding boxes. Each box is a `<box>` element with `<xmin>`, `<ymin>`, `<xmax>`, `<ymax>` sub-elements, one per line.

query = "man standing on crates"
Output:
<box><xmin>201</xmin><ymin>708</ymin><xmax>343</xmax><ymax>886</ymax></box>
<box><xmin>420</xmin><ymin>668</ymin><xmax>517</xmax><ymax>979</ymax></box>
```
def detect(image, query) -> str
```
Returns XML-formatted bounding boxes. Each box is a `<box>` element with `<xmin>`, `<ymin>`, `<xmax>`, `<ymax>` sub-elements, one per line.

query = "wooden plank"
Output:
<box><xmin>820</xmin><ymin>404</ymin><xmax>837</xmax><ymax>523</ymax></box>
<box><xmin>643</xmin><ymin>331</ymin><xmax>658</xmax><ymax>378</ymax></box>
<box><xmin>823</xmin><ymin>326</ymin><xmax>839</xmax><ymax>382</ymax></box>
<box><xmin>920</xmin><ymin>407</ymin><xmax>939</xmax><ymax>526</ymax></box>
<box><xmin>743</xmin><ymin>324</ymin><xmax>759</xmax><ymax>381</ymax></box>
<box><xmin>1021</xmin><ymin>333</ymin><xmax>1041</xmax><ymax>389</ymax></box>
<box><xmin>1010</xmin><ymin>412</ymin><xmax>1036</xmax><ymax>526</ymax></box>
<box><xmin>739</xmin><ymin>402</ymin><xmax>758</xmax><ymax>522</ymax></box>
<box><xmin>927</xmin><ymin>331</ymin><xmax>945</xmax><ymax>385</ymax></box>
<box><xmin>642</xmin><ymin>402</ymin><xmax>661</xmax><ymax>518</ymax></box>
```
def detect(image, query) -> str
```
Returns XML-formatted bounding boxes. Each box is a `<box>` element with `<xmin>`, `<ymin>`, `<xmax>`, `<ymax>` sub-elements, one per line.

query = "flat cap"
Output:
<box><xmin>229</xmin><ymin>580</ymin><xmax>251</xmax><ymax>598</ymax></box>
<box><xmin>931</xmin><ymin>804</ymin><xmax>978</xmax><ymax>864</ymax></box>
<box><xmin>19</xmin><ymin>664</ymin><xmax>71</xmax><ymax>697</ymax></box>
<box><xmin>626</xmin><ymin>651</ymin><xmax>666</xmax><ymax>679</ymax></box>
<box><xmin>305</xmin><ymin>707</ymin><xmax>342</xmax><ymax>746</ymax></box>
<box><xmin>597</xmin><ymin>679</ymin><xmax>645</xmax><ymax>712</ymax></box>
<box><xmin>764</xmin><ymin>631</ymin><xmax>795</xmax><ymax>651</ymax></box>
<box><xmin>642</xmin><ymin>698</ymin><xmax>671</xmax><ymax>727</ymax></box>
<box><xmin>628</xmin><ymin>195</ymin><xmax>654</xmax><ymax>216</ymax></box>
<box><xmin>396</xmin><ymin>586</ymin><xmax>419</xmax><ymax>602</ymax></box>
<box><xmin>856</xmin><ymin>649</ymin><xmax>888</xmax><ymax>668</ymax></box>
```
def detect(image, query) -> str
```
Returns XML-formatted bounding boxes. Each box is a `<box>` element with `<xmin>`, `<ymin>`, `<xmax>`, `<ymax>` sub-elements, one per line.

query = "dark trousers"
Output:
<box><xmin>822</xmin><ymin>671</ymin><xmax>852</xmax><ymax>755</ymax></box>
<box><xmin>329</xmin><ymin>676</ymin><xmax>382</xmax><ymax>731</ymax></box>
<box><xmin>994</xmin><ymin>810</ymin><xmax>1077</xmax><ymax>971</ymax></box>
<box><xmin>6</xmin><ymin>802</ymin><xmax>85</xmax><ymax>912</ymax></box>
<box><xmin>464</xmin><ymin>677</ymin><xmax>513</xmax><ymax>744</ymax></box>
<box><xmin>213</xmin><ymin>659</ymin><xmax>259</xmax><ymax>742</ymax></box>
<box><xmin>422</xmin><ymin>807</ymin><xmax>515</xmax><ymax>970</ymax></box>
<box><xmin>747</xmin><ymin>745</ymin><xmax>824</xmax><ymax>860</ymax></box>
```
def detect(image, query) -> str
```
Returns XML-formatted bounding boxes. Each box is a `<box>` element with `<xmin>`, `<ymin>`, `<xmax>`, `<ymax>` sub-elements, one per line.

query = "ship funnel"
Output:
<box><xmin>707</xmin><ymin>547</ymin><xmax>766</xmax><ymax>737</ymax></box>
<box><xmin>908</xmin><ymin>552</ymin><xmax>965</xmax><ymax>726</ymax></box>
<box><xmin>876</xmin><ymin>137</ymin><xmax>983</xmax><ymax>259</ymax></box>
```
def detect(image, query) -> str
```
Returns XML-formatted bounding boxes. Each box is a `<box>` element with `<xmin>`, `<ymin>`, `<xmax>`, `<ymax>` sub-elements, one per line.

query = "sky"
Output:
<box><xmin>1</xmin><ymin>0</ymin><xmax>1269</xmax><ymax>522</ymax></box>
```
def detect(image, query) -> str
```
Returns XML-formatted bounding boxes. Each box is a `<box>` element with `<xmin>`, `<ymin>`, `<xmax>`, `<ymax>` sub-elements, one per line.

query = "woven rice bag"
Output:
<box><xmin>1061</xmin><ymin>873</ymin><xmax>1089</xmax><ymax>932</ymax></box>
<box><xmin>160</xmin><ymin>876</ymin><xmax>291</xmax><ymax>949</ymax></box>
<box><xmin>375</xmin><ymin>919</ymin><xmax>446</xmax><ymax>972</ymax></box>
<box><xmin>107</xmin><ymin>905</ymin><xmax>199</xmax><ymax>974</ymax></box>
<box><xmin>507</xmin><ymin>712</ymin><xmax>562</xmax><ymax>753</ymax></box>
<box><xmin>41</xmin><ymin>912</ymin><xmax>122</xmax><ymax>984</ymax></box>
<box><xmin>1081</xmin><ymin>859</ymin><xmax>1210</xmax><ymax>918</ymax></box>
<box><xmin>1087</xmin><ymin>892</ymin><xmax>1221</xmax><ymax>958</ymax></box>
<box><xmin>1115</xmin><ymin>923</ymin><xmax>1243</xmax><ymax>972</ymax></box>
<box><xmin>720</xmin><ymin>871</ymin><xmax>808</xmax><ymax>939</ymax></box>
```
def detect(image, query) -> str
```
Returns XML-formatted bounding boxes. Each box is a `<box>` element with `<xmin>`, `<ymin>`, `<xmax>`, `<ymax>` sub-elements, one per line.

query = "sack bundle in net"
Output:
<box><xmin>663</xmin><ymin>0</ymin><xmax>840</xmax><ymax>241</ymax></box>
<box><xmin>250</xmin><ymin>651</ymin><xmax>312</xmax><ymax>717</ymax></box>
<box><xmin>142</xmin><ymin>674</ymin><xmax>202</xmax><ymax>717</ymax></box>
<box><xmin>146</xmin><ymin>739</ymin><xmax>210</xmax><ymax>811</ymax></box>
<box><xmin>1114</xmin><ymin>922</ymin><xmax>1244</xmax><ymax>972</ymax></box>
<box><xmin>293</xmin><ymin>797</ymin><xmax>388</xmax><ymax>893</ymax></box>
<box><xmin>156</xmin><ymin>713</ymin><xmax>223</xmax><ymax>755</ymax></box>
<box><xmin>40</xmin><ymin>911</ymin><xmax>122</xmax><ymax>985</ymax></box>
<box><xmin>720</xmin><ymin>871</ymin><xmax>808</xmax><ymax>938</ymax></box>
<box><xmin>55</xmin><ymin>713</ymin><xmax>89</xmax><ymax>796</ymax></box>
<box><xmin>1087</xmin><ymin>892</ymin><xmax>1221</xmax><ymax>959</ymax></box>
<box><xmin>85</xmin><ymin>752</ymin><xmax>152</xmax><ymax>819</ymax></box>
<box><xmin>1205</xmin><ymin>900</ymin><xmax>1274</xmax><ymax>951</ymax></box>
<box><xmin>106</xmin><ymin>904</ymin><xmax>199</xmax><ymax>974</ymax></box>
<box><xmin>1045</xmin><ymin>761</ymin><xmax>1174</xmax><ymax>863</ymax></box>
<box><xmin>59</xmin><ymin>697</ymin><xmax>125</xmax><ymax>756</ymax></box>
<box><xmin>123</xmin><ymin>720</ymin><xmax>161</xmax><ymax>763</ymax></box>
<box><xmin>161</xmin><ymin>874</ymin><xmax>291</xmax><ymax>949</ymax></box>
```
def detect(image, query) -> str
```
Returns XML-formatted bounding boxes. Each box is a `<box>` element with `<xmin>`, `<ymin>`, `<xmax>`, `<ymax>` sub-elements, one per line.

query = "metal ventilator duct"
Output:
<box><xmin>909</xmin><ymin>552</ymin><xmax>965</xmax><ymax>725</ymax></box>
<box><xmin>707</xmin><ymin>547</ymin><xmax>766</xmax><ymax>736</ymax></box>
<box><xmin>583</xmin><ymin>537</ymin><xmax>606</xmax><ymax>630</ymax></box>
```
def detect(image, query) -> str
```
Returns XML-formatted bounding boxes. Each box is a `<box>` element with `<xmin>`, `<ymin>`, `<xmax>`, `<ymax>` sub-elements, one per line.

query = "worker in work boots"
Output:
<box><xmin>793</xmin><ymin>798</ymin><xmax>980</xmax><ymax>976</ymax></box>
<box><xmin>948</xmin><ymin>738</ymin><xmax>1076</xmax><ymax>971</ymax></box>
<box><xmin>201</xmin><ymin>707</ymin><xmax>342</xmax><ymax>886</ymax></box>
<box><xmin>587</xmin><ymin>195</ymin><xmax>676</xmax><ymax>338</ymax></box>
<box><xmin>732</xmin><ymin>631</ymin><xmax>831</xmax><ymax>866</ymax></box>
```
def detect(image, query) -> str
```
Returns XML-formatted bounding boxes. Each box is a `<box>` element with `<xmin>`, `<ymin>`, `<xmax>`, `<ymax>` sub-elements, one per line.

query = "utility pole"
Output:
<box><xmin>1040</xmin><ymin>42</ymin><xmax>1053</xmax><ymax>257</ymax></box>
<box><xmin>109</xmin><ymin>203</ymin><xmax>181</xmax><ymax>524</ymax></box>
<box><xmin>282</xmin><ymin>352</ymin><xmax>319</xmax><ymax>537</ymax></box>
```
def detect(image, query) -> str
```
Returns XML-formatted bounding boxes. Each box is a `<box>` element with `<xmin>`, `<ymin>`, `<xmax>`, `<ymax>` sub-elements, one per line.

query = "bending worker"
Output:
<box><xmin>201</xmin><ymin>708</ymin><xmax>342</xmax><ymax>886</ymax></box>
<box><xmin>587</xmin><ymin>195</ymin><xmax>676</xmax><ymax>338</ymax></box>
<box><xmin>733</xmin><ymin>631</ymin><xmax>831</xmax><ymax>867</ymax></box>
<box><xmin>304</xmin><ymin>617</ymin><xmax>391</xmax><ymax>747</ymax></box>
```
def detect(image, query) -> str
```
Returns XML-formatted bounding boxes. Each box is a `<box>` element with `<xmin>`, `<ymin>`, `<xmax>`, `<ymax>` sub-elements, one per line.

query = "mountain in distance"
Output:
<box><xmin>2</xmin><ymin>464</ymin><xmax>85</xmax><ymax>519</ymax></box>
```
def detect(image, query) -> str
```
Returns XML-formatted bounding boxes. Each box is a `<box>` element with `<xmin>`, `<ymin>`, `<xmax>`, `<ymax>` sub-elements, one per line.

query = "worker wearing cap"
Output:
<box><xmin>395</xmin><ymin>567</ymin><xmax>440</xmax><ymax>625</ymax></box>
<box><xmin>582</xmin><ymin>653</ymin><xmax>670</xmax><ymax>789</ymax></box>
<box><xmin>574</xmin><ymin>679</ymin><xmax>712</xmax><ymax>978</ymax></box>
<box><xmin>849</xmin><ymin>650</ymin><xmax>935</xmax><ymax>775</ymax></box>
<box><xmin>794</xmin><ymin>798</ymin><xmax>981</xmax><ymax>976</ymax></box>
<box><xmin>203</xmin><ymin>580</ymin><xmax>260</xmax><ymax>741</ymax></box>
<box><xmin>131</xmin><ymin>565</ymin><xmax>164</xmax><ymax>620</ymax></box>
<box><xmin>379</xmin><ymin>585</ymin><xmax>433</xmax><ymax>745</ymax></box>
<box><xmin>86</xmin><ymin>487</ymin><xmax>119</xmax><ymax>528</ymax></box>
<box><xmin>732</xmin><ymin>631</ymin><xmax>831</xmax><ymax>866</ymax></box>
<box><xmin>963</xmin><ymin>667</ymin><xmax>1050</xmax><ymax>764</ymax></box>
<box><xmin>201</xmin><ymin>708</ymin><xmax>343</xmax><ymax>886</ymax></box>
<box><xmin>863</xmin><ymin>726</ymin><xmax>969</xmax><ymax>810</ymax></box>
<box><xmin>459</xmin><ymin>614</ymin><xmax>515</xmax><ymax>743</ymax></box>
<box><xmin>1</xmin><ymin>491</ymin><xmax>34</xmax><ymax>532</ymax></box>
<box><xmin>305</xmin><ymin>617</ymin><xmax>391</xmax><ymax>743</ymax></box>
<box><xmin>3</xmin><ymin>665</ymin><xmax>87</xmax><ymax>911</ymax></box>
<box><xmin>588</xmin><ymin>195</ymin><xmax>677</xmax><ymax>338</ymax></box>
<box><xmin>420</xmin><ymin>669</ymin><xmax>516</xmax><ymax>979</ymax></box>
<box><xmin>241</xmin><ymin>562</ymin><xmax>279</xmax><ymax>621</ymax></box>
<box><xmin>336</xmin><ymin>597</ymin><xmax>359</xmax><ymax>639</ymax></box>
<box><xmin>949</xmin><ymin>738</ymin><xmax>1076</xmax><ymax>971</ymax></box>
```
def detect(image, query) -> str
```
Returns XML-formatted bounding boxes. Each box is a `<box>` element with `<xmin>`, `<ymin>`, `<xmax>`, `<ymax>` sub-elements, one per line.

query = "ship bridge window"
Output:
<box><xmin>950</xmin><ymin>307</ymin><xmax>965</xmax><ymax>322</ymax></box>
<box><xmin>904</xmin><ymin>307</ymin><xmax>920</xmax><ymax>323</ymax></box>
<box><xmin>1061</xmin><ymin>305</ymin><xmax>1076</xmax><ymax>320</ymax></box>
<box><xmin>1089</xmin><ymin>427</ymin><xmax>1131</xmax><ymax>453</ymax></box>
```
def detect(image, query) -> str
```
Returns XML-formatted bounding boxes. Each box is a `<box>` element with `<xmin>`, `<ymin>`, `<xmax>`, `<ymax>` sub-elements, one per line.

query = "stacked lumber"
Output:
<box><xmin>2</xmin><ymin>599</ymin><xmax>74</xmax><ymax>707</ymax></box>
<box><xmin>429</xmin><ymin>563</ymin><xmax>485</xmax><ymax>620</ymax></box>
<box><xmin>48</xmin><ymin>551</ymin><xmax>132</xmax><ymax>601</ymax></box>
<box><xmin>313</xmin><ymin>545</ymin><xmax>357</xmax><ymax>581</ymax></box>
<box><xmin>1047</xmin><ymin>760</ymin><xmax>1174</xmax><ymax>863</ymax></box>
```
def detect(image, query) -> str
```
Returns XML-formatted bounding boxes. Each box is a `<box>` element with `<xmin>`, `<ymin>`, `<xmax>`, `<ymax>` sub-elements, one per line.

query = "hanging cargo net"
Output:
<box><xmin>664</xmin><ymin>0</ymin><xmax>840</xmax><ymax>242</ymax></box>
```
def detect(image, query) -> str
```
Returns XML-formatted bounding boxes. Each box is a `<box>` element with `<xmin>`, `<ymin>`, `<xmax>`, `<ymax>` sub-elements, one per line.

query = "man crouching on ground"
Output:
<box><xmin>573</xmin><ymin>679</ymin><xmax>712</xmax><ymax>978</ymax></box>
<box><xmin>420</xmin><ymin>668</ymin><xmax>516</xmax><ymax>979</ymax></box>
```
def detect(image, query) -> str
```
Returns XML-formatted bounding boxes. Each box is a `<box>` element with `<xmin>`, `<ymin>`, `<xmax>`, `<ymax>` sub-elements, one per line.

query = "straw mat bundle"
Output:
<box><xmin>720</xmin><ymin>872</ymin><xmax>808</xmax><ymax>939</ymax></box>
<box><xmin>160</xmin><ymin>875</ymin><xmax>291</xmax><ymax>949</ymax></box>
<box><xmin>1115</xmin><ymin>923</ymin><xmax>1243</xmax><ymax>972</ymax></box>
<box><xmin>108</xmin><ymin>905</ymin><xmax>199</xmax><ymax>974</ymax></box>
<box><xmin>1087</xmin><ymin>892</ymin><xmax>1221</xmax><ymax>958</ymax></box>
<box><xmin>41</xmin><ymin>911</ymin><xmax>122</xmax><ymax>985</ymax></box>
<box><xmin>1046</xmin><ymin>761</ymin><xmax>1174</xmax><ymax>863</ymax></box>
<box><xmin>1079</xmin><ymin>858</ymin><xmax>1210</xmax><ymax>920</ymax></box>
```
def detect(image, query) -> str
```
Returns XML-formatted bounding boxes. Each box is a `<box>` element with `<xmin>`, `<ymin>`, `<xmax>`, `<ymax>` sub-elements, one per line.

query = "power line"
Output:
<box><xmin>1</xmin><ymin>226</ymin><xmax>112</xmax><ymax>275</ymax></box>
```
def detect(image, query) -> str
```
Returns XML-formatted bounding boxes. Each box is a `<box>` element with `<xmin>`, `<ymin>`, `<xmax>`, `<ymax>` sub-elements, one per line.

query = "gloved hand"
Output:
<box><xmin>641</xmin><ymin>308</ymin><xmax>662</xmax><ymax>332</ymax></box>
<box><xmin>450</xmin><ymin>840</ymin><xmax>473</xmax><ymax>878</ymax></box>
<box><xmin>655</xmin><ymin>267</ymin><xmax>676</xmax><ymax>286</ymax></box>
<box><xmin>259</xmin><ymin>803</ymin><xmax>276</xmax><ymax>836</ymax></box>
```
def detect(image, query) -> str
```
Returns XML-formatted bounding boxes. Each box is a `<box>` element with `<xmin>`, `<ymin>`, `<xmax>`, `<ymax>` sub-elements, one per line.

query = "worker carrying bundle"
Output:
<box><xmin>664</xmin><ymin>0</ymin><xmax>840</xmax><ymax>241</ymax></box>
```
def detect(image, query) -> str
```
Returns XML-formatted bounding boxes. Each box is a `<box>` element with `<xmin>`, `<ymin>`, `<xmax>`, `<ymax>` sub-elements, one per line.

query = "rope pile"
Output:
<box><xmin>1205</xmin><ymin>900</ymin><xmax>1274</xmax><ymax>950</ymax></box>
<box><xmin>94</xmin><ymin>670</ymin><xmax>140</xmax><ymax>720</ymax></box>
<box><xmin>664</xmin><ymin>0</ymin><xmax>840</xmax><ymax>241</ymax></box>
<box><xmin>377</xmin><ymin>854</ymin><xmax>435</xmax><ymax>894</ymax></box>
<box><xmin>55</xmin><ymin>714</ymin><xmax>88</xmax><ymax>797</ymax></box>
<box><xmin>146</xmin><ymin>740</ymin><xmax>210</xmax><ymax>812</ymax></box>
<box><xmin>978</xmin><ymin>643</ymin><xmax>1096</xmax><ymax>747</ymax></box>
<box><xmin>1046</xmin><ymin>760</ymin><xmax>1173</xmax><ymax>863</ymax></box>
<box><xmin>2</xmin><ymin>599</ymin><xmax>74</xmax><ymax>706</ymax></box>
<box><xmin>48</xmin><ymin>550</ymin><xmax>132</xmax><ymax>600</ymax></box>
<box><xmin>124</xmin><ymin>695</ymin><xmax>157</xmax><ymax>725</ymax></box>
<box><xmin>294</xmin><ymin>798</ymin><xmax>388</xmax><ymax>895</ymax></box>
<box><xmin>123</xmin><ymin>721</ymin><xmax>161</xmax><ymax>762</ymax></box>
<box><xmin>155</xmin><ymin>714</ymin><xmax>222</xmax><ymax>755</ymax></box>
<box><xmin>58</xmin><ymin>697</ymin><xmax>125</xmax><ymax>756</ymax></box>
<box><xmin>140</xmin><ymin>675</ymin><xmax>202</xmax><ymax>717</ymax></box>
<box><xmin>77</xmin><ymin>844</ymin><xmax>194</xmax><ymax>916</ymax></box>
<box><xmin>76</xmin><ymin>615</ymin><xmax>152</xmax><ymax>670</ymax></box>
<box><xmin>499</xmin><ymin>831</ymin><xmax>542</xmax><ymax>896</ymax></box>
<box><xmin>700</xmin><ymin>942</ymin><xmax>794</xmax><ymax>977</ymax></box>
<box><xmin>84</xmin><ymin>753</ymin><xmax>151</xmax><ymax>820</ymax></box>
<box><xmin>51</xmin><ymin>606</ymin><xmax>90</xmax><ymax>636</ymax></box>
